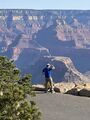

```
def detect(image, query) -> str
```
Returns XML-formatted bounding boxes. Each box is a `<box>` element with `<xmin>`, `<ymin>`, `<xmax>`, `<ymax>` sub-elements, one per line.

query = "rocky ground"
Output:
<box><xmin>33</xmin><ymin>82</ymin><xmax>90</xmax><ymax>97</ymax></box>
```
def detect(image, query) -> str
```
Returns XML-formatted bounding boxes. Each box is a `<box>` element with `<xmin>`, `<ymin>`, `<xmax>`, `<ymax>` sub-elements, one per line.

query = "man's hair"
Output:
<box><xmin>46</xmin><ymin>63</ymin><xmax>51</xmax><ymax>67</ymax></box>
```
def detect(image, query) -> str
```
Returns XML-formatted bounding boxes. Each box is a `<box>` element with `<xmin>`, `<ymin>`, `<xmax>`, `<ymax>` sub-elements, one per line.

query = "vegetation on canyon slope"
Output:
<box><xmin>0</xmin><ymin>56</ymin><xmax>41</xmax><ymax>120</ymax></box>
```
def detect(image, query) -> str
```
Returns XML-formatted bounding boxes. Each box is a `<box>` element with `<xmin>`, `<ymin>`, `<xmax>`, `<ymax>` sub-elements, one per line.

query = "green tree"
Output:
<box><xmin>0</xmin><ymin>56</ymin><xmax>41</xmax><ymax>120</ymax></box>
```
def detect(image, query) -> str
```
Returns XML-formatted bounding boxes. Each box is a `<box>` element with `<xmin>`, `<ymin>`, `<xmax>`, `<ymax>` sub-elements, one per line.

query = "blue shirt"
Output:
<box><xmin>43</xmin><ymin>67</ymin><xmax>52</xmax><ymax>78</ymax></box>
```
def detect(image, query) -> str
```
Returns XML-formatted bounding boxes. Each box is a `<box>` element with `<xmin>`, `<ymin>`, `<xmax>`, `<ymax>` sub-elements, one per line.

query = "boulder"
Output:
<box><xmin>84</xmin><ymin>83</ymin><xmax>90</xmax><ymax>89</ymax></box>
<box><xmin>66</xmin><ymin>88</ymin><xmax>79</xmax><ymax>95</ymax></box>
<box><xmin>54</xmin><ymin>82</ymin><xmax>75</xmax><ymax>93</ymax></box>
<box><xmin>79</xmin><ymin>89</ymin><xmax>90</xmax><ymax>97</ymax></box>
<box><xmin>32</xmin><ymin>84</ymin><xmax>45</xmax><ymax>91</ymax></box>
<box><xmin>54</xmin><ymin>86</ymin><xmax>61</xmax><ymax>93</ymax></box>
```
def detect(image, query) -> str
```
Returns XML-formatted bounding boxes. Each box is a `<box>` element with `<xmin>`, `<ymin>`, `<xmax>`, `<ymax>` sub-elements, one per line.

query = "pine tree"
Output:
<box><xmin>0</xmin><ymin>56</ymin><xmax>41</xmax><ymax>120</ymax></box>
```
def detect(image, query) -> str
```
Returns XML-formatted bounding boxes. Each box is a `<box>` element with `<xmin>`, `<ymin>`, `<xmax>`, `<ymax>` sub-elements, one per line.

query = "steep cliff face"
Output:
<box><xmin>0</xmin><ymin>10</ymin><xmax>90</xmax><ymax>49</ymax></box>
<box><xmin>25</xmin><ymin>56</ymin><xmax>88</xmax><ymax>84</ymax></box>
<box><xmin>0</xmin><ymin>9</ymin><xmax>90</xmax><ymax>73</ymax></box>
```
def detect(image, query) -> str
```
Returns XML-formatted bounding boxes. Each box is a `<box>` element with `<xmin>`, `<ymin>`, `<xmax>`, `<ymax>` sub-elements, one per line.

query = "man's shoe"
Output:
<box><xmin>47</xmin><ymin>89</ymin><xmax>50</xmax><ymax>92</ymax></box>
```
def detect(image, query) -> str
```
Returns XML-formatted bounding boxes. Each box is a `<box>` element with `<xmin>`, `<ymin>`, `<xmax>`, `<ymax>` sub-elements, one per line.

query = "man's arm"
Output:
<box><xmin>51</xmin><ymin>65</ymin><xmax>55</xmax><ymax>70</ymax></box>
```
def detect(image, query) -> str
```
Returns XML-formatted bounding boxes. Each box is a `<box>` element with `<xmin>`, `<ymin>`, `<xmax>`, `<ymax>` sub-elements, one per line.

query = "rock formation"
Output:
<box><xmin>28</xmin><ymin>56</ymin><xmax>89</xmax><ymax>83</ymax></box>
<box><xmin>0</xmin><ymin>9</ymin><xmax>90</xmax><ymax>75</ymax></box>
<box><xmin>33</xmin><ymin>82</ymin><xmax>90</xmax><ymax>97</ymax></box>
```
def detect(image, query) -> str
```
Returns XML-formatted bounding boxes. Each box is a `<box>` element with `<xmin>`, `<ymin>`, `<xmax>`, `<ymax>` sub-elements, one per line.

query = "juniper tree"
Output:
<box><xmin>0</xmin><ymin>56</ymin><xmax>41</xmax><ymax>120</ymax></box>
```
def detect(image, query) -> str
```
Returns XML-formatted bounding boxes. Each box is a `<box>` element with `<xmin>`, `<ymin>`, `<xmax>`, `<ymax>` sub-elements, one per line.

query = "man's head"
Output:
<box><xmin>46</xmin><ymin>63</ymin><xmax>51</xmax><ymax>68</ymax></box>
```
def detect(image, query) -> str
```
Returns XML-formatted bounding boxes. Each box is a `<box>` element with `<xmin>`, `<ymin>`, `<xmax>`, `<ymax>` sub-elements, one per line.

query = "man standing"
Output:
<box><xmin>42</xmin><ymin>63</ymin><xmax>55</xmax><ymax>93</ymax></box>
